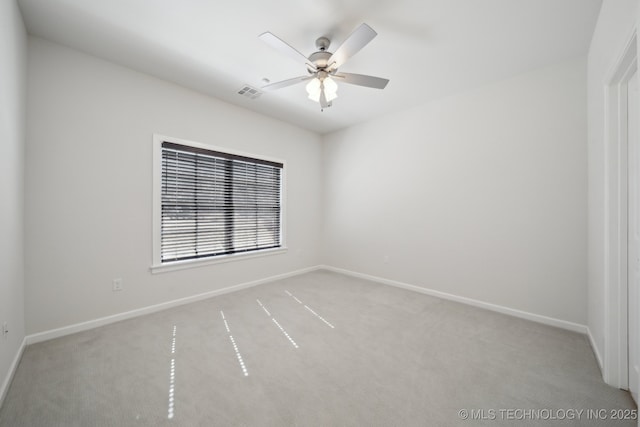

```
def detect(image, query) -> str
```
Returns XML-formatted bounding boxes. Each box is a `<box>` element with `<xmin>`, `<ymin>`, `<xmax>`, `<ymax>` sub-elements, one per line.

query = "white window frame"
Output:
<box><xmin>151</xmin><ymin>134</ymin><xmax>287</xmax><ymax>273</ymax></box>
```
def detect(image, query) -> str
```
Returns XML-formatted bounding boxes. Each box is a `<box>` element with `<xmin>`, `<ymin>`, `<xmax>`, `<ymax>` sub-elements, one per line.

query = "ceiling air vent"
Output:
<box><xmin>237</xmin><ymin>85</ymin><xmax>262</xmax><ymax>100</ymax></box>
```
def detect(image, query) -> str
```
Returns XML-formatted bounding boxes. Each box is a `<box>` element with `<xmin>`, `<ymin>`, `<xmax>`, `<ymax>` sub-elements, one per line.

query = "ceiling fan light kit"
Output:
<box><xmin>306</xmin><ymin>72</ymin><xmax>338</xmax><ymax>105</ymax></box>
<box><xmin>259</xmin><ymin>23</ymin><xmax>389</xmax><ymax>110</ymax></box>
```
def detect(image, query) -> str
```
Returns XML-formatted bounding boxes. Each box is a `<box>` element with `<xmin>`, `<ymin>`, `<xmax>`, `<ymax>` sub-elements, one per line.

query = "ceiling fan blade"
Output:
<box><xmin>333</xmin><ymin>72</ymin><xmax>389</xmax><ymax>89</ymax></box>
<box><xmin>259</xmin><ymin>32</ymin><xmax>316</xmax><ymax>70</ymax></box>
<box><xmin>327</xmin><ymin>23</ymin><xmax>377</xmax><ymax>70</ymax></box>
<box><xmin>262</xmin><ymin>75</ymin><xmax>314</xmax><ymax>91</ymax></box>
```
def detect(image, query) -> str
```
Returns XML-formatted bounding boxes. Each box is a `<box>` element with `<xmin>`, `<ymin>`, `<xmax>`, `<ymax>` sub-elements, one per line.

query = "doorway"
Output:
<box><xmin>603</xmin><ymin>31</ymin><xmax>637</xmax><ymax>396</ymax></box>
<box><xmin>627</xmin><ymin>66</ymin><xmax>639</xmax><ymax>404</ymax></box>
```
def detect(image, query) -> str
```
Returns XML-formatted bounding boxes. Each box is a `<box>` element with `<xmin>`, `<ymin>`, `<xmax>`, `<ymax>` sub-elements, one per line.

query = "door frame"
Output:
<box><xmin>604</xmin><ymin>29</ymin><xmax>637</xmax><ymax>389</ymax></box>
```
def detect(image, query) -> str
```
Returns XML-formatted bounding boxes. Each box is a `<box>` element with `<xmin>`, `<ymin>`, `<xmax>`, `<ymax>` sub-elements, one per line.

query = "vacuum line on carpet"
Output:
<box><xmin>256</xmin><ymin>299</ymin><xmax>271</xmax><ymax>316</ymax></box>
<box><xmin>220</xmin><ymin>311</ymin><xmax>249</xmax><ymax>377</ymax></box>
<box><xmin>285</xmin><ymin>291</ymin><xmax>336</xmax><ymax>329</ymax></box>
<box><xmin>167</xmin><ymin>325</ymin><xmax>177</xmax><ymax>419</ymax></box>
<box><xmin>272</xmin><ymin>318</ymin><xmax>299</xmax><ymax>349</ymax></box>
<box><xmin>256</xmin><ymin>299</ymin><xmax>299</xmax><ymax>349</ymax></box>
<box><xmin>304</xmin><ymin>305</ymin><xmax>335</xmax><ymax>329</ymax></box>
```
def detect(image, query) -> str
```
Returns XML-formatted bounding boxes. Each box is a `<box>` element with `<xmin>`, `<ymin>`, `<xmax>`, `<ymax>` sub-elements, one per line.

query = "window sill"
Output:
<box><xmin>150</xmin><ymin>247</ymin><xmax>288</xmax><ymax>274</ymax></box>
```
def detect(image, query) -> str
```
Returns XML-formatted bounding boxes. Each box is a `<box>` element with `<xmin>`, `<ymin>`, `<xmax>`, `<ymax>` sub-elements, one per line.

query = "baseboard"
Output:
<box><xmin>320</xmin><ymin>265</ymin><xmax>588</xmax><ymax>334</ymax></box>
<box><xmin>26</xmin><ymin>265</ymin><xmax>322</xmax><ymax>345</ymax></box>
<box><xmin>20</xmin><ymin>263</ymin><xmax>588</xmax><ymax>349</ymax></box>
<box><xmin>587</xmin><ymin>327</ymin><xmax>604</xmax><ymax>373</ymax></box>
<box><xmin>0</xmin><ymin>336</ymin><xmax>27</xmax><ymax>409</ymax></box>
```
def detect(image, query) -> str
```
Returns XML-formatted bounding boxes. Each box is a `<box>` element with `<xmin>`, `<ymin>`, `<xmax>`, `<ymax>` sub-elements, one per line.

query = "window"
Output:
<box><xmin>152</xmin><ymin>135</ymin><xmax>284</xmax><ymax>271</ymax></box>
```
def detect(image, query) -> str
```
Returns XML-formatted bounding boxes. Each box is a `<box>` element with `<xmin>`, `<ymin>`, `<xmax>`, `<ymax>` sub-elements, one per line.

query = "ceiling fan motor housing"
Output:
<box><xmin>308</xmin><ymin>50</ymin><xmax>333</xmax><ymax>73</ymax></box>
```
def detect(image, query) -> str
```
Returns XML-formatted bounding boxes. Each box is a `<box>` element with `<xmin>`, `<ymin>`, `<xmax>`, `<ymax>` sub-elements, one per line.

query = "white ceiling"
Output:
<box><xmin>18</xmin><ymin>0</ymin><xmax>602</xmax><ymax>135</ymax></box>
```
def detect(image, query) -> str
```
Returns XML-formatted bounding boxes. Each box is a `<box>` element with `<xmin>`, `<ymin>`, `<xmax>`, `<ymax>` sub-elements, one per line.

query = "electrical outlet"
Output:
<box><xmin>112</xmin><ymin>278</ymin><xmax>123</xmax><ymax>292</ymax></box>
<box><xmin>2</xmin><ymin>322</ymin><xmax>8</xmax><ymax>339</ymax></box>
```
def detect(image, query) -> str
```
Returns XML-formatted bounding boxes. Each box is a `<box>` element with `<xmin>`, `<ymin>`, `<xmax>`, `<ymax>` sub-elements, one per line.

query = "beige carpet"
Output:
<box><xmin>0</xmin><ymin>270</ymin><xmax>636</xmax><ymax>426</ymax></box>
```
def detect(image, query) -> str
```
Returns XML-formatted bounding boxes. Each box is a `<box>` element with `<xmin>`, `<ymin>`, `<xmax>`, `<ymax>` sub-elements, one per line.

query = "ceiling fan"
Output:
<box><xmin>259</xmin><ymin>23</ymin><xmax>389</xmax><ymax>110</ymax></box>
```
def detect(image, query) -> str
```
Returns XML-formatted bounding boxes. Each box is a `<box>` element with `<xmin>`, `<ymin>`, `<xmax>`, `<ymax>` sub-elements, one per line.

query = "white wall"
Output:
<box><xmin>25</xmin><ymin>37</ymin><xmax>323</xmax><ymax>334</ymax></box>
<box><xmin>323</xmin><ymin>58</ymin><xmax>588</xmax><ymax>325</ymax></box>
<box><xmin>0</xmin><ymin>0</ymin><xmax>27</xmax><ymax>403</ymax></box>
<box><xmin>587</xmin><ymin>0</ymin><xmax>639</xmax><ymax>367</ymax></box>
<box><xmin>18</xmin><ymin>11</ymin><xmax>603</xmax><ymax>347</ymax></box>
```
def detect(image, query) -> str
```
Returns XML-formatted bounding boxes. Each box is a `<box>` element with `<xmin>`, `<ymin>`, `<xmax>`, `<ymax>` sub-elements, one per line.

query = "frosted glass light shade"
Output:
<box><xmin>306</xmin><ymin>76</ymin><xmax>338</xmax><ymax>103</ymax></box>
<box><xmin>306</xmin><ymin>78</ymin><xmax>321</xmax><ymax>102</ymax></box>
<box><xmin>323</xmin><ymin>77</ymin><xmax>338</xmax><ymax>97</ymax></box>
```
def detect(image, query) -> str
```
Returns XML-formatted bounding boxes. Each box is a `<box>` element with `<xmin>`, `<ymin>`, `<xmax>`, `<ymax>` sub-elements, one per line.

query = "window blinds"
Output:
<box><xmin>161</xmin><ymin>141</ymin><xmax>282</xmax><ymax>263</ymax></box>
